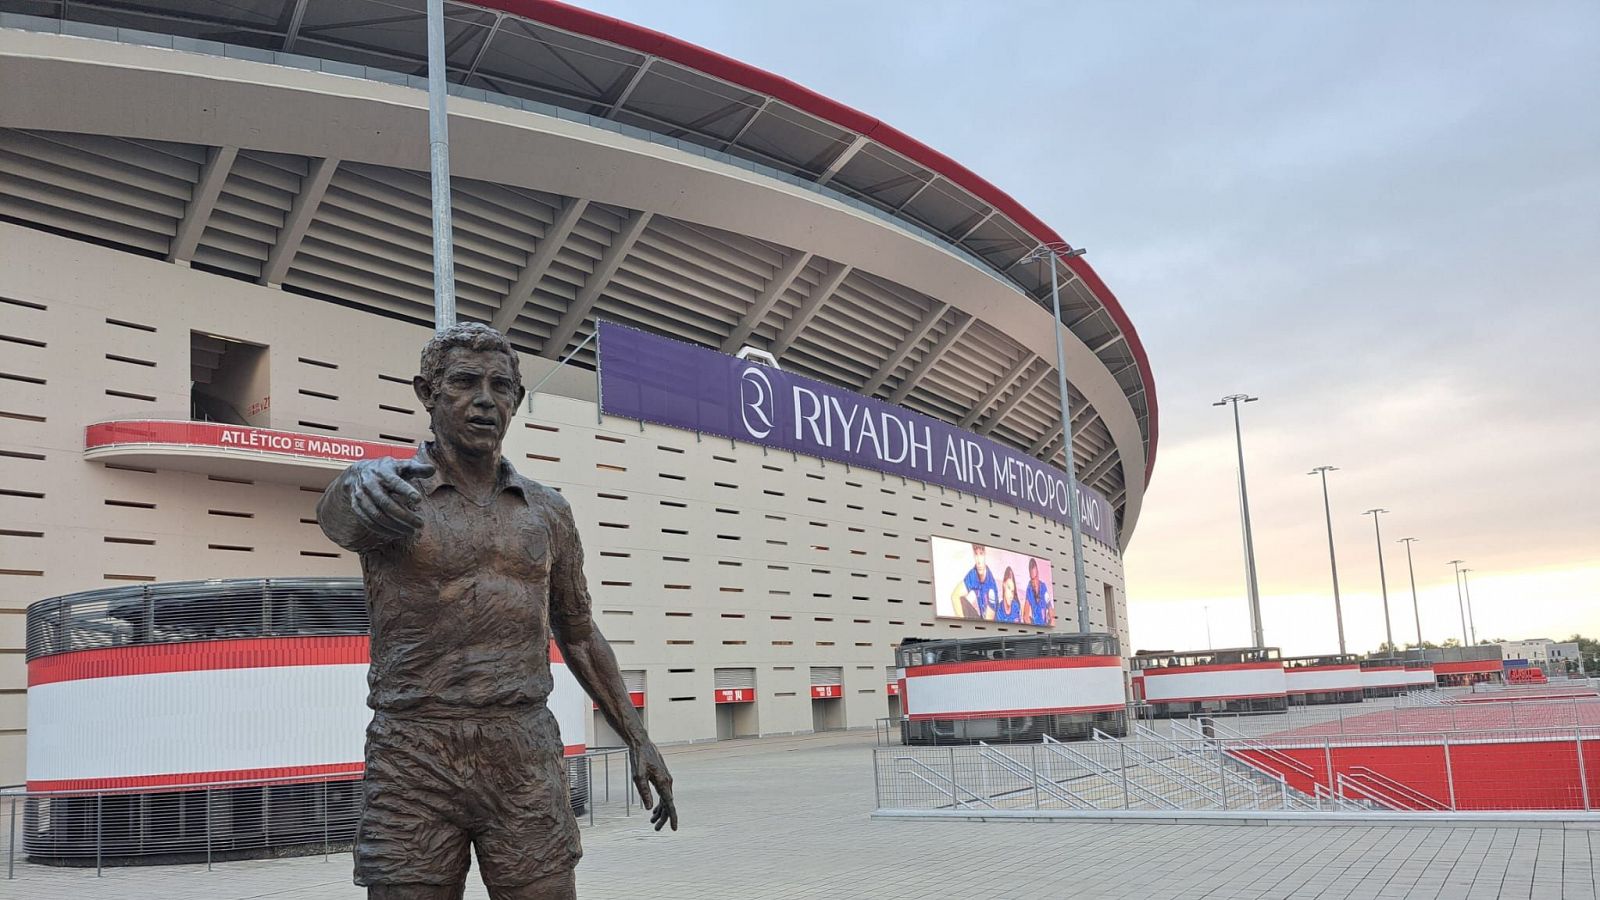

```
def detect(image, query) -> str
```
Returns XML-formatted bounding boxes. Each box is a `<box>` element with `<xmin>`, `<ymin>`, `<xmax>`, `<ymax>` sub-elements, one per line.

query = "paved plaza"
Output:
<box><xmin>4</xmin><ymin>729</ymin><xmax>1598</xmax><ymax>900</ymax></box>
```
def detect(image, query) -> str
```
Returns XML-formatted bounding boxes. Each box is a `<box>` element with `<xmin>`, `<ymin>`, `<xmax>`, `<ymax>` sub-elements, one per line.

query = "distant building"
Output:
<box><xmin>1548</xmin><ymin>641</ymin><xmax>1582</xmax><ymax>673</ymax></box>
<box><xmin>1498</xmin><ymin>639</ymin><xmax>1554</xmax><ymax>666</ymax></box>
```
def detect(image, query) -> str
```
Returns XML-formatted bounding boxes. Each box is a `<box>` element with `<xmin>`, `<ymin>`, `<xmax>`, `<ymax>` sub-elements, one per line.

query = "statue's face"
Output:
<box><xmin>418</xmin><ymin>347</ymin><xmax>521</xmax><ymax>457</ymax></box>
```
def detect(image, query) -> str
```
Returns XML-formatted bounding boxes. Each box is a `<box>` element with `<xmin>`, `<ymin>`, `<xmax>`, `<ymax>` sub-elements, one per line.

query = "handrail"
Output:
<box><xmin>1196</xmin><ymin>716</ymin><xmax>1316</xmax><ymax>779</ymax></box>
<box><xmin>1345</xmin><ymin>766</ymin><xmax>1450</xmax><ymax>811</ymax></box>
<box><xmin>1127</xmin><ymin>724</ymin><xmax>1285</xmax><ymax>805</ymax></box>
<box><xmin>891</xmin><ymin>756</ymin><xmax>995</xmax><ymax>810</ymax></box>
<box><xmin>1335</xmin><ymin>772</ymin><xmax>1419</xmax><ymax>811</ymax></box>
<box><xmin>975</xmin><ymin>743</ymin><xmax>1091</xmax><ymax>808</ymax></box>
<box><xmin>1094</xmin><ymin>728</ymin><xmax>1240</xmax><ymax>806</ymax></box>
<box><xmin>1039</xmin><ymin>735</ymin><xmax>1179</xmax><ymax>810</ymax></box>
<box><xmin>1313</xmin><ymin>781</ymin><xmax>1370</xmax><ymax>811</ymax></box>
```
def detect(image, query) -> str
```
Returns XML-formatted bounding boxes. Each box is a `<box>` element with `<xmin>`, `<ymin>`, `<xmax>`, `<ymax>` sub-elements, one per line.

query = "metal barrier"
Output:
<box><xmin>874</xmin><ymin>716</ymin><xmax>904</xmax><ymax>746</ymax></box>
<box><xmin>2</xmin><ymin>748</ymin><xmax>634</xmax><ymax>878</ymax></box>
<box><xmin>873</xmin><ymin>727</ymin><xmax>1600</xmax><ymax>816</ymax></box>
<box><xmin>875</xmin><ymin>736</ymin><xmax>1322</xmax><ymax>814</ymax></box>
<box><xmin>1189</xmin><ymin>695</ymin><xmax>1600</xmax><ymax>738</ymax></box>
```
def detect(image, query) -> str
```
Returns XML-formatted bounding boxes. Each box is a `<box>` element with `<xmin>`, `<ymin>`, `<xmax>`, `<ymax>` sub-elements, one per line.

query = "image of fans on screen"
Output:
<box><xmin>931</xmin><ymin>535</ymin><xmax>1055</xmax><ymax>627</ymax></box>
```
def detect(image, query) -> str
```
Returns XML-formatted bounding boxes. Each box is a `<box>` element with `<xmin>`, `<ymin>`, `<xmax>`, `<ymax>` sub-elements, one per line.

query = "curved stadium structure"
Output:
<box><xmin>0</xmin><ymin>0</ymin><xmax>1157</xmax><ymax>816</ymax></box>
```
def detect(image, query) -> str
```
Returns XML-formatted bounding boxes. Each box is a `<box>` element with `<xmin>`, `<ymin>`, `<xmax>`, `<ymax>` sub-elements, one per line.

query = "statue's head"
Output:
<box><xmin>414</xmin><ymin>322</ymin><xmax>525</xmax><ymax>458</ymax></box>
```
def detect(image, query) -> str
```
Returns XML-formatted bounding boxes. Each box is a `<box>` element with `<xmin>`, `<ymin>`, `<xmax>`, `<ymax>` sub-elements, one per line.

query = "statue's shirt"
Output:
<box><xmin>321</xmin><ymin>442</ymin><xmax>593</xmax><ymax>714</ymax></box>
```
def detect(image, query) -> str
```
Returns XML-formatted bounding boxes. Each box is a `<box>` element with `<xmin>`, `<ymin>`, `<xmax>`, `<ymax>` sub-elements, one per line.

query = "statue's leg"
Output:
<box><xmin>485</xmin><ymin>869</ymin><xmax>576</xmax><ymax>900</ymax></box>
<box><xmin>470</xmin><ymin>707</ymin><xmax>582</xmax><ymax>896</ymax></box>
<box><xmin>358</xmin><ymin>714</ymin><xmax>473</xmax><ymax>893</ymax></box>
<box><xmin>369</xmin><ymin>880</ymin><xmax>468</xmax><ymax>900</ymax></box>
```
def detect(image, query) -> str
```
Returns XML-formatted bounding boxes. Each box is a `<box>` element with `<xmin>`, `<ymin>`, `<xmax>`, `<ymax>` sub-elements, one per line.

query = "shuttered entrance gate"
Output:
<box><xmin>810</xmin><ymin>666</ymin><xmax>845</xmax><ymax>732</ymax></box>
<box><xmin>713</xmin><ymin>667</ymin><xmax>757</xmax><ymax>740</ymax></box>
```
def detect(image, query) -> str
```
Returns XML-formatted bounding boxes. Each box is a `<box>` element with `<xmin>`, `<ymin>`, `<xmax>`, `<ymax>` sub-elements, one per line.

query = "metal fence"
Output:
<box><xmin>873</xmin><ymin>725</ymin><xmax>1600</xmax><ymax>817</ymax></box>
<box><xmin>1192</xmin><ymin>695</ymin><xmax>1600</xmax><ymax>738</ymax></box>
<box><xmin>2</xmin><ymin>748</ymin><xmax>636</xmax><ymax>878</ymax></box>
<box><xmin>874</xmin><ymin>731</ymin><xmax>1318</xmax><ymax>815</ymax></box>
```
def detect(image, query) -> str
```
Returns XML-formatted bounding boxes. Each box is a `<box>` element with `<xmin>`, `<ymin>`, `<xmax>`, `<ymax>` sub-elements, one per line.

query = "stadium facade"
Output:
<box><xmin>0</xmin><ymin>0</ymin><xmax>1157</xmax><ymax>788</ymax></box>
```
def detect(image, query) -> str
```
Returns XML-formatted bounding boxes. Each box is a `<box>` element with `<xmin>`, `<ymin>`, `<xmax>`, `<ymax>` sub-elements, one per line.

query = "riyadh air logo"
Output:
<box><xmin>739</xmin><ymin>365</ymin><xmax>775</xmax><ymax>439</ymax></box>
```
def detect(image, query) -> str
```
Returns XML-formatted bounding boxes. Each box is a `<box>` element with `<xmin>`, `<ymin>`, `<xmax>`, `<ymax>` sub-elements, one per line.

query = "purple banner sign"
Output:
<box><xmin>596</xmin><ymin>323</ymin><xmax>1118</xmax><ymax>547</ymax></box>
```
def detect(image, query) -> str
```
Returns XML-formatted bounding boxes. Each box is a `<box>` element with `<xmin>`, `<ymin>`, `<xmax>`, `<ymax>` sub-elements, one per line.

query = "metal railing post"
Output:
<box><xmin>206</xmin><ymin>787</ymin><xmax>212</xmax><ymax>872</ymax></box>
<box><xmin>873</xmin><ymin>751</ymin><xmax>884</xmax><ymax>810</ymax></box>
<box><xmin>1576</xmin><ymin>728</ymin><xmax>1590</xmax><ymax>811</ymax></box>
<box><xmin>948</xmin><ymin>747</ymin><xmax>959</xmax><ymax>807</ymax></box>
<box><xmin>95</xmin><ymin>792</ymin><xmax>103</xmax><ymax>877</ymax></box>
<box><xmin>1031</xmin><ymin>744</ymin><xmax>1041</xmax><ymax>810</ymax></box>
<box><xmin>624</xmin><ymin>754</ymin><xmax>631</xmax><ymax>817</ymax></box>
<box><xmin>8</xmin><ymin>794</ymin><xmax>16</xmax><ymax>880</ymax></box>
<box><xmin>587</xmin><ymin>758</ymin><xmax>595</xmax><ymax>827</ymax></box>
<box><xmin>1215</xmin><ymin>743</ymin><xmax>1229</xmax><ymax>810</ymax></box>
<box><xmin>1119</xmin><ymin>739</ymin><xmax>1130</xmax><ymax>810</ymax></box>
<box><xmin>1442</xmin><ymin>733</ymin><xmax>1457</xmax><ymax>810</ymax></box>
<box><xmin>322</xmin><ymin>780</ymin><xmax>329</xmax><ymax>862</ymax></box>
<box><xmin>1323</xmin><ymin>739</ymin><xmax>1334</xmax><ymax>809</ymax></box>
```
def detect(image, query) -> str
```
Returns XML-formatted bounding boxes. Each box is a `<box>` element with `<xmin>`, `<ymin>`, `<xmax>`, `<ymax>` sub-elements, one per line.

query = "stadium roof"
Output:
<box><xmin>1</xmin><ymin>0</ymin><xmax>1157</xmax><ymax>482</ymax></box>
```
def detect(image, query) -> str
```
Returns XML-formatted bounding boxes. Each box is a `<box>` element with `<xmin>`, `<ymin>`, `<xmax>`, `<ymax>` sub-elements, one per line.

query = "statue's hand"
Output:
<box><xmin>349</xmin><ymin>457</ymin><xmax>436</xmax><ymax>542</ymax></box>
<box><xmin>631</xmin><ymin>741</ymin><xmax>677</xmax><ymax>832</ymax></box>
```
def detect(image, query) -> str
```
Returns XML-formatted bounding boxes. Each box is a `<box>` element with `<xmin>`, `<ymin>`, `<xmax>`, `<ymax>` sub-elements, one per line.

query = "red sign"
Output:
<box><xmin>886</xmin><ymin>681</ymin><xmax>900</xmax><ymax>696</ymax></box>
<box><xmin>810</xmin><ymin>684</ymin><xmax>842</xmax><ymax>700</ymax></box>
<box><xmin>715</xmin><ymin>688</ymin><xmax>754</xmax><ymax>704</ymax></box>
<box><xmin>86</xmin><ymin>420</ymin><xmax>413</xmax><ymax>464</ymax></box>
<box><xmin>592</xmin><ymin>692</ymin><xmax>647</xmax><ymax>711</ymax></box>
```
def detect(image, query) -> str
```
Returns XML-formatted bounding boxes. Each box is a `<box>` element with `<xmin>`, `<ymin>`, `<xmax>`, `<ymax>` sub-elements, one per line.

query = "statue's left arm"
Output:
<box><xmin>547</xmin><ymin>493</ymin><xmax>678</xmax><ymax>832</ymax></box>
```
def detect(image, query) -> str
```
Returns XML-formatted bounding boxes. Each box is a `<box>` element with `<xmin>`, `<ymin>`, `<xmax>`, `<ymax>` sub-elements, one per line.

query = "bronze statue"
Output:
<box><xmin>320</xmin><ymin>323</ymin><xmax>676</xmax><ymax>899</ymax></box>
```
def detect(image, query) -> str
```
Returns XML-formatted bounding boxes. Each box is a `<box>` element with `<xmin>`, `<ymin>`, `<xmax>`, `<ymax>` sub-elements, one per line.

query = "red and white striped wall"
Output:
<box><xmin>1361</xmin><ymin>666</ymin><xmax>1411</xmax><ymax>691</ymax></box>
<box><xmin>1405</xmin><ymin>665</ymin><xmax>1438</xmax><ymax>688</ymax></box>
<box><xmin>901</xmin><ymin>656</ymin><xmax>1124</xmax><ymax>721</ymax></box>
<box><xmin>26</xmin><ymin>636</ymin><xmax>589</xmax><ymax>792</ymax></box>
<box><xmin>1283</xmin><ymin>664</ymin><xmax>1363</xmax><ymax>696</ymax></box>
<box><xmin>1137</xmin><ymin>662</ymin><xmax>1288</xmax><ymax>704</ymax></box>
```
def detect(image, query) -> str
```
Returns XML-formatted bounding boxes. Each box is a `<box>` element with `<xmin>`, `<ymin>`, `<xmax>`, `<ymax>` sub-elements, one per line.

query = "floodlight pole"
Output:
<box><xmin>1309</xmin><ymin>466</ymin><xmax>1346</xmax><ymax>655</ymax></box>
<box><xmin>1398</xmin><ymin>537</ymin><xmax>1422</xmax><ymax>648</ymax></box>
<box><xmin>1364</xmin><ymin>508</ymin><xmax>1394</xmax><ymax>653</ymax></box>
<box><xmin>1460</xmin><ymin>568</ymin><xmax>1478</xmax><ymax>645</ymax></box>
<box><xmin>1215</xmin><ymin>394</ymin><xmax>1263</xmax><ymax>648</ymax></box>
<box><xmin>1448</xmin><ymin>560</ymin><xmax>1468</xmax><ymax>646</ymax></box>
<box><xmin>427</xmin><ymin>0</ymin><xmax>456</xmax><ymax>332</ymax></box>
<box><xmin>1021</xmin><ymin>243</ymin><xmax>1091</xmax><ymax>635</ymax></box>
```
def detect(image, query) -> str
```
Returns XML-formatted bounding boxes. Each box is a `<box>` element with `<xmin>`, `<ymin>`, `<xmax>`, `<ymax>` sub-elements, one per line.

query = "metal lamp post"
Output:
<box><xmin>1460</xmin><ymin>567</ymin><xmax>1478</xmax><ymax>645</ymax></box>
<box><xmin>1397</xmin><ymin>537</ymin><xmax>1423</xmax><ymax>648</ymax></box>
<box><xmin>1363</xmin><ymin>508</ymin><xmax>1394</xmax><ymax>653</ymax></box>
<box><xmin>1309</xmin><ymin>466</ymin><xmax>1346</xmax><ymax>655</ymax></box>
<box><xmin>426</xmin><ymin>0</ymin><xmax>456</xmax><ymax>331</ymax></box>
<box><xmin>1019</xmin><ymin>242</ymin><xmax>1090</xmax><ymax>635</ymax></box>
<box><xmin>1214</xmin><ymin>395</ymin><xmax>1263</xmax><ymax>648</ymax></box>
<box><xmin>1448</xmin><ymin>559</ymin><xmax>1468</xmax><ymax>646</ymax></box>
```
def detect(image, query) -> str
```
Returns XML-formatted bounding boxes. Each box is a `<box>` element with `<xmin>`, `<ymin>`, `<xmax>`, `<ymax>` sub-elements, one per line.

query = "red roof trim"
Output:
<box><xmin>470</xmin><ymin>0</ymin><xmax>1157</xmax><ymax>481</ymax></box>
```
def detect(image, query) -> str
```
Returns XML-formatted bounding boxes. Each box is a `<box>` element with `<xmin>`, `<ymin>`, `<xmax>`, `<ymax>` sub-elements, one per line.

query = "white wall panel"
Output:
<box><xmin>1283</xmin><ymin>666</ymin><xmax>1363</xmax><ymax>694</ymax></box>
<box><xmin>1140</xmin><ymin>665</ymin><xmax>1287</xmax><ymax>702</ymax></box>
<box><xmin>904</xmin><ymin>661</ymin><xmax>1123</xmax><ymax>719</ymax></box>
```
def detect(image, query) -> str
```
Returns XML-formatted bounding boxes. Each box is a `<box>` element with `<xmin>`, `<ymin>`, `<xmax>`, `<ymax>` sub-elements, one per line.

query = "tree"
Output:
<box><xmin>1567</xmin><ymin>633</ymin><xmax>1599</xmax><ymax>675</ymax></box>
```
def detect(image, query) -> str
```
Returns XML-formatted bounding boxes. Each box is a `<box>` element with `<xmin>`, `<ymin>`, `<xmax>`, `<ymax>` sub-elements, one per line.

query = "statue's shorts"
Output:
<box><xmin>354</xmin><ymin>705</ymin><xmax>582</xmax><ymax>889</ymax></box>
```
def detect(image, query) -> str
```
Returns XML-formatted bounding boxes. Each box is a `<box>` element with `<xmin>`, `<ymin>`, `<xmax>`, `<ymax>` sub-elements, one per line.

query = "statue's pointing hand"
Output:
<box><xmin>350</xmin><ymin>457</ymin><xmax>437</xmax><ymax>541</ymax></box>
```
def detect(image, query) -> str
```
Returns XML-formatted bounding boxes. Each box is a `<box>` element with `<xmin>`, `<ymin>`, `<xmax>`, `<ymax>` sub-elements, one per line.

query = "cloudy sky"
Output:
<box><xmin>580</xmin><ymin>0</ymin><xmax>1600</xmax><ymax>656</ymax></box>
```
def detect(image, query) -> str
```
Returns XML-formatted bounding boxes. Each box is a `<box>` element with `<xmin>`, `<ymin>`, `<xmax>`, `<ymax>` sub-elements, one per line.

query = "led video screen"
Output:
<box><xmin>930</xmin><ymin>535</ymin><xmax>1055</xmax><ymax>627</ymax></box>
